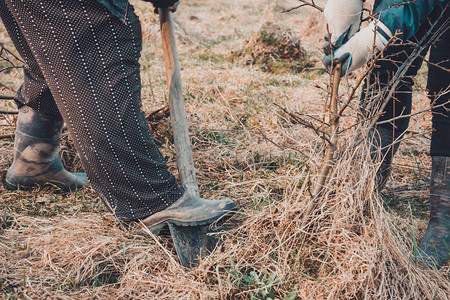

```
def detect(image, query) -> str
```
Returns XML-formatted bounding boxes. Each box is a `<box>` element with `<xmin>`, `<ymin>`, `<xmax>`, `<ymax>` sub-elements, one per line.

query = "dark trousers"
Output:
<box><xmin>361</xmin><ymin>3</ymin><xmax>450</xmax><ymax>157</ymax></box>
<box><xmin>0</xmin><ymin>0</ymin><xmax>183</xmax><ymax>220</ymax></box>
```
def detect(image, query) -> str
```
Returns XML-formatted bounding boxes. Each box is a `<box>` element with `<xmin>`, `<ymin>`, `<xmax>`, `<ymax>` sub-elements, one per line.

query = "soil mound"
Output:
<box><xmin>237</xmin><ymin>22</ymin><xmax>310</xmax><ymax>73</ymax></box>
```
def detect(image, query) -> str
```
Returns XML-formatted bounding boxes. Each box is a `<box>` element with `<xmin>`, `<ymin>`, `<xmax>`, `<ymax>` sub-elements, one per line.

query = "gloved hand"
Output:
<box><xmin>323</xmin><ymin>21</ymin><xmax>393</xmax><ymax>76</ymax></box>
<box><xmin>143</xmin><ymin>0</ymin><xmax>180</xmax><ymax>13</ymax></box>
<box><xmin>323</xmin><ymin>0</ymin><xmax>363</xmax><ymax>55</ymax></box>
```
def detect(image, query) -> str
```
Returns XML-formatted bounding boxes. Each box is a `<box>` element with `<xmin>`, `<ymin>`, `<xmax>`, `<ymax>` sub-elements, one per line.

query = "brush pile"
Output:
<box><xmin>236</xmin><ymin>22</ymin><xmax>311</xmax><ymax>73</ymax></box>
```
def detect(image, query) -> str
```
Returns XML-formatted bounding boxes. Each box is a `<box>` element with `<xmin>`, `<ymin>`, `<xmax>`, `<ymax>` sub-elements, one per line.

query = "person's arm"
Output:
<box><xmin>323</xmin><ymin>20</ymin><xmax>393</xmax><ymax>75</ymax></box>
<box><xmin>374</xmin><ymin>0</ymin><xmax>446</xmax><ymax>41</ymax></box>
<box><xmin>323</xmin><ymin>0</ymin><xmax>447</xmax><ymax>75</ymax></box>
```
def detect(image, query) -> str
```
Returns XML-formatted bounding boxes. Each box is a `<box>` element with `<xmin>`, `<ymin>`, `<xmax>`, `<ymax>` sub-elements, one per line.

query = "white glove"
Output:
<box><xmin>323</xmin><ymin>0</ymin><xmax>364</xmax><ymax>53</ymax></box>
<box><xmin>323</xmin><ymin>21</ymin><xmax>393</xmax><ymax>76</ymax></box>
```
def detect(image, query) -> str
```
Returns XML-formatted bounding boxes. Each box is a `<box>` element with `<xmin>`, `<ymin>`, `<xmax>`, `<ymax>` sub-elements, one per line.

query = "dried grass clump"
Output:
<box><xmin>0</xmin><ymin>214</ymin><xmax>215</xmax><ymax>298</ymax></box>
<box><xmin>236</xmin><ymin>22</ymin><xmax>312</xmax><ymax>73</ymax></box>
<box><xmin>208</xmin><ymin>137</ymin><xmax>450</xmax><ymax>299</ymax></box>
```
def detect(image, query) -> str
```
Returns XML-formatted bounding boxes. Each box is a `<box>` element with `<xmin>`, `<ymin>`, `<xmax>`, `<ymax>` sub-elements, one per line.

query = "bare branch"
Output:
<box><xmin>423</xmin><ymin>58</ymin><xmax>450</xmax><ymax>73</ymax></box>
<box><xmin>0</xmin><ymin>94</ymin><xmax>15</xmax><ymax>100</ymax></box>
<box><xmin>0</xmin><ymin>110</ymin><xmax>18</xmax><ymax>114</ymax></box>
<box><xmin>0</xmin><ymin>133</ymin><xmax>14</xmax><ymax>139</ymax></box>
<box><xmin>283</xmin><ymin>0</ymin><xmax>323</xmax><ymax>13</ymax></box>
<box><xmin>275</xmin><ymin>103</ymin><xmax>333</xmax><ymax>146</ymax></box>
<box><xmin>376</xmin><ymin>100</ymin><xmax>450</xmax><ymax>126</ymax></box>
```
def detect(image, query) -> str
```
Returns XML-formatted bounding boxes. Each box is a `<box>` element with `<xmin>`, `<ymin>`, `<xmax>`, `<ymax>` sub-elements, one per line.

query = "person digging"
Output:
<box><xmin>2</xmin><ymin>0</ymin><xmax>236</xmax><ymax>253</ymax></box>
<box><xmin>323</xmin><ymin>0</ymin><xmax>449</xmax><ymax>268</ymax></box>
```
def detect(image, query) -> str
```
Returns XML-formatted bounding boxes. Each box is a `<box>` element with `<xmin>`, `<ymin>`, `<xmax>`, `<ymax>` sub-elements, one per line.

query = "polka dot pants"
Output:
<box><xmin>0</xmin><ymin>0</ymin><xmax>184</xmax><ymax>220</ymax></box>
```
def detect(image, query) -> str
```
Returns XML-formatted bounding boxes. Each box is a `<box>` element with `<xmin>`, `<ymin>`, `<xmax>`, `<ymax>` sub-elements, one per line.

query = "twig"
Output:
<box><xmin>259</xmin><ymin>129</ymin><xmax>286</xmax><ymax>150</ymax></box>
<box><xmin>338</xmin><ymin>111</ymin><xmax>384</xmax><ymax>134</ymax></box>
<box><xmin>422</xmin><ymin>58</ymin><xmax>450</xmax><ymax>73</ymax></box>
<box><xmin>0</xmin><ymin>110</ymin><xmax>18</xmax><ymax>114</ymax></box>
<box><xmin>337</xmin><ymin>36</ymin><xmax>397</xmax><ymax>117</ymax></box>
<box><xmin>145</xmin><ymin>105</ymin><xmax>170</xmax><ymax>121</ymax></box>
<box><xmin>283</xmin><ymin>0</ymin><xmax>323</xmax><ymax>13</ymax></box>
<box><xmin>376</xmin><ymin>100</ymin><xmax>450</xmax><ymax>126</ymax></box>
<box><xmin>259</xmin><ymin>129</ymin><xmax>310</xmax><ymax>158</ymax></box>
<box><xmin>0</xmin><ymin>94</ymin><xmax>15</xmax><ymax>100</ymax></box>
<box><xmin>282</xmin><ymin>0</ymin><xmax>323</xmax><ymax>13</ymax></box>
<box><xmin>0</xmin><ymin>133</ymin><xmax>14</xmax><ymax>139</ymax></box>
<box><xmin>275</xmin><ymin>103</ymin><xmax>333</xmax><ymax>146</ymax></box>
<box><xmin>368</xmin><ymin>16</ymin><xmax>449</xmax><ymax>126</ymax></box>
<box><xmin>294</xmin><ymin>111</ymin><xmax>330</xmax><ymax>127</ymax></box>
<box><xmin>0</xmin><ymin>42</ymin><xmax>24</xmax><ymax>63</ymax></box>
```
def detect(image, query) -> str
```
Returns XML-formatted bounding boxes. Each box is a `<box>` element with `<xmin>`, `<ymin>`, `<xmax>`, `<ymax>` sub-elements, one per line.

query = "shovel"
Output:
<box><xmin>158</xmin><ymin>8</ymin><xmax>216</xmax><ymax>268</ymax></box>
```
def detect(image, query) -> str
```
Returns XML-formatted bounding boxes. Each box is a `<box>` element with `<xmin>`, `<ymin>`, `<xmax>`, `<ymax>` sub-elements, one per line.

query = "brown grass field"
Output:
<box><xmin>0</xmin><ymin>0</ymin><xmax>449</xmax><ymax>298</ymax></box>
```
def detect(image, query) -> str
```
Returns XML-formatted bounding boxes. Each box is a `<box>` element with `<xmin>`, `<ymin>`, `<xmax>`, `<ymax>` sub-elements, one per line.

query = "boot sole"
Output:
<box><xmin>5</xmin><ymin>179</ymin><xmax>86</xmax><ymax>193</ymax></box>
<box><xmin>147</xmin><ymin>203</ymin><xmax>237</xmax><ymax>235</ymax></box>
<box><xmin>4</xmin><ymin>180</ymin><xmax>35</xmax><ymax>191</ymax></box>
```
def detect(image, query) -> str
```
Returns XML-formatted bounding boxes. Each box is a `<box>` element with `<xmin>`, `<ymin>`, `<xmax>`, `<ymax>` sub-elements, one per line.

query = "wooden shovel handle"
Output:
<box><xmin>159</xmin><ymin>8</ymin><xmax>200</xmax><ymax>196</ymax></box>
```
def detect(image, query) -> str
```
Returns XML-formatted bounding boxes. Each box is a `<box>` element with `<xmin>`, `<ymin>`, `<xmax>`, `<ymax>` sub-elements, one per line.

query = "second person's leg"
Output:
<box><xmin>417</xmin><ymin>15</ymin><xmax>450</xmax><ymax>268</ymax></box>
<box><xmin>0</xmin><ymin>0</ymin><xmax>87</xmax><ymax>191</ymax></box>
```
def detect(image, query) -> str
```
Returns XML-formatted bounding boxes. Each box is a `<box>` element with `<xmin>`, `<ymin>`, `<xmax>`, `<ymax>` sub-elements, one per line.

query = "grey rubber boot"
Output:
<box><xmin>369</xmin><ymin>126</ymin><xmax>401</xmax><ymax>191</ymax></box>
<box><xmin>5</xmin><ymin>106</ymin><xmax>88</xmax><ymax>191</ymax></box>
<box><xmin>416</xmin><ymin>156</ymin><xmax>450</xmax><ymax>269</ymax></box>
<box><xmin>140</xmin><ymin>192</ymin><xmax>237</xmax><ymax>234</ymax></box>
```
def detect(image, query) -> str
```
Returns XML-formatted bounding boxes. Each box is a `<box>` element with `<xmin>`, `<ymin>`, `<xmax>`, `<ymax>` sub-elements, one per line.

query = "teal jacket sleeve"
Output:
<box><xmin>96</xmin><ymin>0</ymin><xmax>128</xmax><ymax>21</ymax></box>
<box><xmin>373</xmin><ymin>0</ymin><xmax>447</xmax><ymax>41</ymax></box>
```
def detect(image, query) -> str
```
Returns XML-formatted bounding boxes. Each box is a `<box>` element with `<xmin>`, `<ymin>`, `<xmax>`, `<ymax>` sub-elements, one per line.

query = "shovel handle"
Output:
<box><xmin>159</xmin><ymin>8</ymin><xmax>199</xmax><ymax>196</ymax></box>
<box><xmin>158</xmin><ymin>8</ymin><xmax>207</xmax><ymax>269</ymax></box>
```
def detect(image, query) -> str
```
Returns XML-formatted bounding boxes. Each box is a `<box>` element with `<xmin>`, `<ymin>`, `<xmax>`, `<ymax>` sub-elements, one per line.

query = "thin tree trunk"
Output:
<box><xmin>313</xmin><ymin>63</ymin><xmax>341</xmax><ymax>198</ymax></box>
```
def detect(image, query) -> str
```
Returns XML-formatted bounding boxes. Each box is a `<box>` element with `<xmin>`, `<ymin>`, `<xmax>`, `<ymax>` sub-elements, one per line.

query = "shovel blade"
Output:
<box><xmin>168</xmin><ymin>224</ymin><xmax>219</xmax><ymax>268</ymax></box>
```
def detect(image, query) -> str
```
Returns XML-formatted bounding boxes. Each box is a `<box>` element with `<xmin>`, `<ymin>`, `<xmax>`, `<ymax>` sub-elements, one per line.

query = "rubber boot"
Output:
<box><xmin>369</xmin><ymin>126</ymin><xmax>401</xmax><ymax>191</ymax></box>
<box><xmin>416</xmin><ymin>156</ymin><xmax>450</xmax><ymax>269</ymax></box>
<box><xmin>5</xmin><ymin>106</ymin><xmax>88</xmax><ymax>191</ymax></box>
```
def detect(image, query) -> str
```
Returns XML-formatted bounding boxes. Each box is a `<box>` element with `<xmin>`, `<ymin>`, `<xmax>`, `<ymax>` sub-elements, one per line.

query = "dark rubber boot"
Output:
<box><xmin>369</xmin><ymin>126</ymin><xmax>401</xmax><ymax>191</ymax></box>
<box><xmin>416</xmin><ymin>156</ymin><xmax>450</xmax><ymax>269</ymax></box>
<box><xmin>5</xmin><ymin>106</ymin><xmax>88</xmax><ymax>191</ymax></box>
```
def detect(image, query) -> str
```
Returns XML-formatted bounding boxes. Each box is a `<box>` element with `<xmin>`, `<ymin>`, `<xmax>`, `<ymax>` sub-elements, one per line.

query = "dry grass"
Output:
<box><xmin>0</xmin><ymin>0</ymin><xmax>448</xmax><ymax>299</ymax></box>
